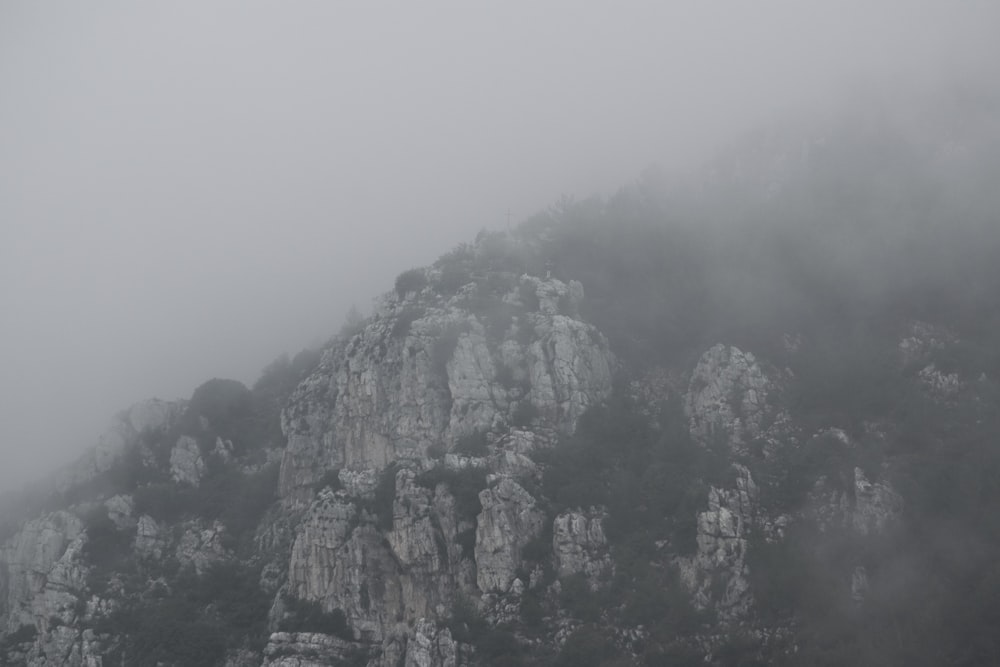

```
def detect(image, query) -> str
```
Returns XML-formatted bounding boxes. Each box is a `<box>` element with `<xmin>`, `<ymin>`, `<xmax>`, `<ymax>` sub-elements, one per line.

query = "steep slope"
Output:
<box><xmin>3</xmin><ymin>85</ymin><xmax>1000</xmax><ymax>666</ymax></box>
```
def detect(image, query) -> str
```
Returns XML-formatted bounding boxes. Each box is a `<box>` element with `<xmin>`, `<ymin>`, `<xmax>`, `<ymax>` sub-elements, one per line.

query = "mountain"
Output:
<box><xmin>3</xmin><ymin>84</ymin><xmax>1000</xmax><ymax>666</ymax></box>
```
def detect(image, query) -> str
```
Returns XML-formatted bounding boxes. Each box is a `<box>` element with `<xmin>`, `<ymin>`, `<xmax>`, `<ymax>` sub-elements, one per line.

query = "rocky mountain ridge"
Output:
<box><xmin>3</xmin><ymin>87</ymin><xmax>1000</xmax><ymax>665</ymax></box>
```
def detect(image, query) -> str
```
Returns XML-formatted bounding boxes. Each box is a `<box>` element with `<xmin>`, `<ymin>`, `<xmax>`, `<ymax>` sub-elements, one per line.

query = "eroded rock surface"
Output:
<box><xmin>475</xmin><ymin>478</ymin><xmax>545</xmax><ymax>593</ymax></box>
<box><xmin>552</xmin><ymin>508</ymin><xmax>613</xmax><ymax>585</ymax></box>
<box><xmin>278</xmin><ymin>277</ymin><xmax>614</xmax><ymax>505</ymax></box>
<box><xmin>679</xmin><ymin>465</ymin><xmax>759</xmax><ymax>621</ymax></box>
<box><xmin>685</xmin><ymin>345</ymin><xmax>779</xmax><ymax>456</ymax></box>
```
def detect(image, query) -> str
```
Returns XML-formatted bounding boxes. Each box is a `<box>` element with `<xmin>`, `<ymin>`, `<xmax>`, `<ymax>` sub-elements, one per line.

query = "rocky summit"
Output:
<box><xmin>3</xmin><ymin>90</ymin><xmax>1000</xmax><ymax>666</ymax></box>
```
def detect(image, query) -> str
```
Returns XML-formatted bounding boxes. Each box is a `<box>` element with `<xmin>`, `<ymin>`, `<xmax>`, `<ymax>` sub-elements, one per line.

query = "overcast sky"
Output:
<box><xmin>1</xmin><ymin>1</ymin><xmax>998</xmax><ymax>491</ymax></box>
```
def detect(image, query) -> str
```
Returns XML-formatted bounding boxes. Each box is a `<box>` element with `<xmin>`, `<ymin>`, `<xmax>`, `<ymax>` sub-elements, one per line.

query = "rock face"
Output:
<box><xmin>270</xmin><ymin>275</ymin><xmax>614</xmax><ymax>663</ymax></box>
<box><xmin>685</xmin><ymin>344</ymin><xmax>779</xmax><ymax>455</ymax></box>
<box><xmin>0</xmin><ymin>511</ymin><xmax>87</xmax><ymax>634</ymax></box>
<box><xmin>475</xmin><ymin>478</ymin><xmax>545</xmax><ymax>593</ymax></box>
<box><xmin>278</xmin><ymin>275</ymin><xmax>615</xmax><ymax>505</ymax></box>
<box><xmin>262</xmin><ymin>632</ymin><xmax>366</xmax><ymax>667</ymax></box>
<box><xmin>176</xmin><ymin>520</ymin><xmax>229</xmax><ymax>573</ymax></box>
<box><xmin>851</xmin><ymin>467</ymin><xmax>902</xmax><ymax>536</ymax></box>
<box><xmin>170</xmin><ymin>434</ymin><xmax>207</xmax><ymax>485</ymax></box>
<box><xmin>0</xmin><ymin>511</ymin><xmax>107</xmax><ymax>666</ymax></box>
<box><xmin>404</xmin><ymin>619</ymin><xmax>461</xmax><ymax>667</ymax></box>
<box><xmin>134</xmin><ymin>514</ymin><xmax>166</xmax><ymax>560</ymax></box>
<box><xmin>679</xmin><ymin>464</ymin><xmax>759</xmax><ymax>621</ymax></box>
<box><xmin>0</xmin><ymin>244</ymin><xmax>955</xmax><ymax>666</ymax></box>
<box><xmin>552</xmin><ymin>508</ymin><xmax>613</xmax><ymax>584</ymax></box>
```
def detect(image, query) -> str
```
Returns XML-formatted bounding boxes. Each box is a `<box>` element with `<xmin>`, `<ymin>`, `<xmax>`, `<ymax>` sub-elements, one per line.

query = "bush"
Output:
<box><xmin>373</xmin><ymin>464</ymin><xmax>399</xmax><ymax>531</ymax></box>
<box><xmin>2</xmin><ymin>624</ymin><xmax>37</xmax><ymax>649</ymax></box>
<box><xmin>559</xmin><ymin>573</ymin><xmax>603</xmax><ymax>622</ymax></box>
<box><xmin>313</xmin><ymin>469</ymin><xmax>343</xmax><ymax>492</ymax></box>
<box><xmin>415</xmin><ymin>466</ymin><xmax>488</xmax><ymax>521</ymax></box>
<box><xmin>447</xmin><ymin>595</ymin><xmax>488</xmax><ymax>644</ymax></box>
<box><xmin>81</xmin><ymin>508</ymin><xmax>133</xmax><ymax>567</ymax></box>
<box><xmin>432</xmin><ymin>323</ymin><xmax>467</xmax><ymax>377</ymax></box>
<box><xmin>454</xmin><ymin>430</ymin><xmax>489</xmax><ymax>457</ymax></box>
<box><xmin>186</xmin><ymin>378</ymin><xmax>253</xmax><ymax>440</ymax></box>
<box><xmin>101</xmin><ymin>562</ymin><xmax>271</xmax><ymax>664</ymax></box>
<box><xmin>278</xmin><ymin>596</ymin><xmax>352</xmax><ymax>639</ymax></box>
<box><xmin>438</xmin><ymin>264</ymin><xmax>473</xmax><ymax>296</ymax></box>
<box><xmin>395</xmin><ymin>268</ymin><xmax>428</xmax><ymax>297</ymax></box>
<box><xmin>554</xmin><ymin>627</ymin><xmax>617</xmax><ymax>667</ymax></box>
<box><xmin>391</xmin><ymin>306</ymin><xmax>425</xmax><ymax>339</ymax></box>
<box><xmin>511</xmin><ymin>401</ymin><xmax>539</xmax><ymax>427</ymax></box>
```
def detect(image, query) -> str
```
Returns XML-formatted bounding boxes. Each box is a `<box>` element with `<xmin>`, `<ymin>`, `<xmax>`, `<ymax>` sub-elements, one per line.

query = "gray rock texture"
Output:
<box><xmin>685</xmin><ymin>344</ymin><xmax>780</xmax><ymax>456</ymax></box>
<box><xmin>170</xmin><ymin>434</ymin><xmax>206</xmax><ymax>486</ymax></box>
<box><xmin>678</xmin><ymin>465</ymin><xmax>759</xmax><ymax>621</ymax></box>
<box><xmin>552</xmin><ymin>508</ymin><xmax>613</xmax><ymax>584</ymax></box>
<box><xmin>278</xmin><ymin>277</ymin><xmax>614</xmax><ymax>505</ymax></box>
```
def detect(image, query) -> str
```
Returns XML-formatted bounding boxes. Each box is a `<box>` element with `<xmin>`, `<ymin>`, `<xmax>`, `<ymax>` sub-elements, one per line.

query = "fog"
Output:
<box><xmin>1</xmin><ymin>1</ymin><xmax>997</xmax><ymax>491</ymax></box>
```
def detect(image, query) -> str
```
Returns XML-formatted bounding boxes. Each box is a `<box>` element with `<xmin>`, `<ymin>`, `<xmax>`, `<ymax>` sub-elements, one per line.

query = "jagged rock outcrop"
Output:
<box><xmin>134</xmin><ymin>514</ymin><xmax>166</xmax><ymax>560</ymax></box>
<box><xmin>851</xmin><ymin>467</ymin><xmax>902</xmax><ymax>536</ymax></box>
<box><xmin>285</xmin><ymin>488</ymin><xmax>405</xmax><ymax>643</ymax></box>
<box><xmin>678</xmin><ymin>464</ymin><xmax>759</xmax><ymax>621</ymax></box>
<box><xmin>170</xmin><ymin>434</ymin><xmax>207</xmax><ymax>486</ymax></box>
<box><xmin>0</xmin><ymin>511</ymin><xmax>87</xmax><ymax>634</ymax></box>
<box><xmin>176</xmin><ymin>520</ymin><xmax>228</xmax><ymax>573</ymax></box>
<box><xmin>404</xmin><ymin>618</ymin><xmax>462</xmax><ymax>667</ymax></box>
<box><xmin>685</xmin><ymin>344</ymin><xmax>781</xmax><ymax>456</ymax></box>
<box><xmin>103</xmin><ymin>494</ymin><xmax>135</xmax><ymax>530</ymax></box>
<box><xmin>0</xmin><ymin>512</ymin><xmax>108</xmax><ymax>666</ymax></box>
<box><xmin>278</xmin><ymin>276</ymin><xmax>615</xmax><ymax>504</ymax></box>
<box><xmin>261</xmin><ymin>632</ymin><xmax>367</xmax><ymax>667</ymax></box>
<box><xmin>552</xmin><ymin>508</ymin><xmax>613</xmax><ymax>584</ymax></box>
<box><xmin>475</xmin><ymin>478</ymin><xmax>545</xmax><ymax>593</ymax></box>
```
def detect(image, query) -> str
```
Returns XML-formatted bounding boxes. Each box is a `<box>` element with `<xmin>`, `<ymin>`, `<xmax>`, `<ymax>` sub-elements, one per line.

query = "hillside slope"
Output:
<box><xmin>2</xmin><ymin>86</ymin><xmax>1000</xmax><ymax>666</ymax></box>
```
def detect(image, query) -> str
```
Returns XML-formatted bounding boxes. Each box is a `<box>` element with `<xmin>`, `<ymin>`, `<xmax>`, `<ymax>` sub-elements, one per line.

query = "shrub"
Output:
<box><xmin>278</xmin><ymin>596</ymin><xmax>352</xmax><ymax>639</ymax></box>
<box><xmin>391</xmin><ymin>306</ymin><xmax>425</xmax><ymax>339</ymax></box>
<box><xmin>494</xmin><ymin>364</ymin><xmax>518</xmax><ymax>391</ymax></box>
<box><xmin>518</xmin><ymin>282</ymin><xmax>541</xmax><ymax>311</ymax></box>
<box><xmin>432</xmin><ymin>323</ymin><xmax>467</xmax><ymax>377</ymax></box>
<box><xmin>511</xmin><ymin>401</ymin><xmax>539</xmax><ymax>427</ymax></box>
<box><xmin>447</xmin><ymin>595</ymin><xmax>488</xmax><ymax>644</ymax></box>
<box><xmin>456</xmin><ymin>528</ymin><xmax>477</xmax><ymax>554</ymax></box>
<box><xmin>559</xmin><ymin>573</ymin><xmax>603</xmax><ymax>622</ymax></box>
<box><xmin>554</xmin><ymin>627</ymin><xmax>617</xmax><ymax>667</ymax></box>
<box><xmin>2</xmin><ymin>624</ymin><xmax>38</xmax><ymax>649</ymax></box>
<box><xmin>415</xmin><ymin>466</ymin><xmax>488</xmax><ymax>521</ymax></box>
<box><xmin>313</xmin><ymin>469</ymin><xmax>343</xmax><ymax>492</ymax></box>
<box><xmin>395</xmin><ymin>268</ymin><xmax>428</xmax><ymax>297</ymax></box>
<box><xmin>520</xmin><ymin>525</ymin><xmax>553</xmax><ymax>565</ymax></box>
<box><xmin>186</xmin><ymin>378</ymin><xmax>253</xmax><ymax>441</ymax></box>
<box><xmin>373</xmin><ymin>464</ymin><xmax>399</xmax><ymax>531</ymax></box>
<box><xmin>81</xmin><ymin>508</ymin><xmax>133</xmax><ymax>567</ymax></box>
<box><xmin>101</xmin><ymin>562</ymin><xmax>271</xmax><ymax>664</ymax></box>
<box><xmin>438</xmin><ymin>264</ymin><xmax>473</xmax><ymax>296</ymax></box>
<box><xmin>454</xmin><ymin>430</ymin><xmax>489</xmax><ymax>457</ymax></box>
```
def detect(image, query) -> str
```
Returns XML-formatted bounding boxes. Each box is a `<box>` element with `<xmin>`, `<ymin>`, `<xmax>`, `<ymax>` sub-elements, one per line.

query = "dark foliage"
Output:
<box><xmin>414</xmin><ymin>466</ymin><xmax>488</xmax><ymax>522</ymax></box>
<box><xmin>453</xmin><ymin>430</ymin><xmax>489</xmax><ymax>457</ymax></box>
<box><xmin>278</xmin><ymin>596</ymin><xmax>352</xmax><ymax>639</ymax></box>
<box><xmin>2</xmin><ymin>624</ymin><xmax>38</xmax><ymax>650</ymax></box>
<box><xmin>372</xmin><ymin>463</ymin><xmax>399</xmax><ymax>531</ymax></box>
<box><xmin>510</xmin><ymin>401</ymin><xmax>539</xmax><ymax>428</ymax></box>
<box><xmin>431</xmin><ymin>322</ymin><xmax>467</xmax><ymax>378</ymax></box>
<box><xmin>395</xmin><ymin>268</ymin><xmax>428</xmax><ymax>297</ymax></box>
<box><xmin>101</xmin><ymin>561</ymin><xmax>271</xmax><ymax>665</ymax></box>
<box><xmin>391</xmin><ymin>306</ymin><xmax>425</xmax><ymax>339</ymax></box>
<box><xmin>132</xmin><ymin>463</ymin><xmax>278</xmax><ymax>549</ymax></box>
<box><xmin>313</xmin><ymin>468</ymin><xmax>343</xmax><ymax>492</ymax></box>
